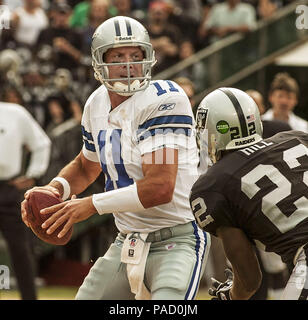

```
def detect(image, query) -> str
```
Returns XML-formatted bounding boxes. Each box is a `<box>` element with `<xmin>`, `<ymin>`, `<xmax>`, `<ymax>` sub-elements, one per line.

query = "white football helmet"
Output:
<box><xmin>196</xmin><ymin>87</ymin><xmax>263</xmax><ymax>163</ymax></box>
<box><xmin>91</xmin><ymin>16</ymin><xmax>156</xmax><ymax>96</ymax></box>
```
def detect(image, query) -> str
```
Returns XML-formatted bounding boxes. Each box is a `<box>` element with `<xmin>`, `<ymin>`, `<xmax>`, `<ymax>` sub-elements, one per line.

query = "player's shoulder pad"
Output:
<box><xmin>137</xmin><ymin>79</ymin><xmax>191</xmax><ymax>117</ymax></box>
<box><xmin>83</xmin><ymin>85</ymin><xmax>107</xmax><ymax>112</ymax></box>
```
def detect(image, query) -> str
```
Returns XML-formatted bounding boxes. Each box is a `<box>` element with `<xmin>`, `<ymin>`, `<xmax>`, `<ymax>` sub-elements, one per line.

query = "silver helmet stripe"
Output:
<box><xmin>219</xmin><ymin>88</ymin><xmax>248</xmax><ymax>137</ymax></box>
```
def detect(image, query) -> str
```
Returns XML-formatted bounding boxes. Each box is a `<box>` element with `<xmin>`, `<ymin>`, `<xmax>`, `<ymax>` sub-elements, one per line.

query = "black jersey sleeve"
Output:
<box><xmin>190</xmin><ymin>174</ymin><xmax>238</xmax><ymax>236</ymax></box>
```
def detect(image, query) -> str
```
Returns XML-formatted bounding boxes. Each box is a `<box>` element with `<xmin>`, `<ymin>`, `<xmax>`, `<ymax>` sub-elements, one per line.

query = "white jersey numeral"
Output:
<box><xmin>241</xmin><ymin>144</ymin><xmax>308</xmax><ymax>233</ymax></box>
<box><xmin>191</xmin><ymin>197</ymin><xmax>214</xmax><ymax>228</ymax></box>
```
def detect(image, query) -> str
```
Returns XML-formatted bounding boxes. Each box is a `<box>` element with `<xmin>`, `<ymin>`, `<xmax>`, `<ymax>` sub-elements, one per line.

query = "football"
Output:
<box><xmin>26</xmin><ymin>189</ymin><xmax>73</xmax><ymax>245</ymax></box>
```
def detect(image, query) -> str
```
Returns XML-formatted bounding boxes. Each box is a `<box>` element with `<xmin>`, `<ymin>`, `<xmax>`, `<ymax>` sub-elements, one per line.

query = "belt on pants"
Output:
<box><xmin>120</xmin><ymin>221</ymin><xmax>195</xmax><ymax>243</ymax></box>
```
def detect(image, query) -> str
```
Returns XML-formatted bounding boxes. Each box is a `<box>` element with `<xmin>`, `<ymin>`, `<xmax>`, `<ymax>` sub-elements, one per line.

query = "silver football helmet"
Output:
<box><xmin>91</xmin><ymin>16</ymin><xmax>156</xmax><ymax>96</ymax></box>
<box><xmin>196</xmin><ymin>87</ymin><xmax>263</xmax><ymax>163</ymax></box>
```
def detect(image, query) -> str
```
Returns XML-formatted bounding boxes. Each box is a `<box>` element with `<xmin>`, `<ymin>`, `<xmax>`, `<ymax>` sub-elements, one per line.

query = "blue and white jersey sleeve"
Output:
<box><xmin>81</xmin><ymin>96</ymin><xmax>99</xmax><ymax>163</ymax></box>
<box><xmin>136</xmin><ymin>80</ymin><xmax>195</xmax><ymax>156</ymax></box>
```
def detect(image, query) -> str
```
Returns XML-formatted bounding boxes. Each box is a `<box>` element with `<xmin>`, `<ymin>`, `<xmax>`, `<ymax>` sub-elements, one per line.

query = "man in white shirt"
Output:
<box><xmin>10</xmin><ymin>0</ymin><xmax>48</xmax><ymax>47</ymax></box>
<box><xmin>200</xmin><ymin>0</ymin><xmax>257</xmax><ymax>43</ymax></box>
<box><xmin>0</xmin><ymin>101</ymin><xmax>51</xmax><ymax>299</ymax></box>
<box><xmin>21</xmin><ymin>16</ymin><xmax>210</xmax><ymax>300</ymax></box>
<box><xmin>262</xmin><ymin>72</ymin><xmax>308</xmax><ymax>132</ymax></box>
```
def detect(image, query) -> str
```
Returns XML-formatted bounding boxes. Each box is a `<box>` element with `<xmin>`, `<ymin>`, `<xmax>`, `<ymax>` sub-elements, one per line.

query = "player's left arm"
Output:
<box><xmin>216</xmin><ymin>226</ymin><xmax>262</xmax><ymax>299</ymax></box>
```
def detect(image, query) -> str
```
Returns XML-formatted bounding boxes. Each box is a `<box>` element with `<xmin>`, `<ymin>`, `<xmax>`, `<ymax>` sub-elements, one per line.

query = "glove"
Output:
<box><xmin>208</xmin><ymin>268</ymin><xmax>233</xmax><ymax>300</ymax></box>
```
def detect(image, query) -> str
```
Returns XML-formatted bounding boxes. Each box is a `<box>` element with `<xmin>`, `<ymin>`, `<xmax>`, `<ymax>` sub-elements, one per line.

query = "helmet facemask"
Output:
<box><xmin>92</xmin><ymin>43</ymin><xmax>155</xmax><ymax>96</ymax></box>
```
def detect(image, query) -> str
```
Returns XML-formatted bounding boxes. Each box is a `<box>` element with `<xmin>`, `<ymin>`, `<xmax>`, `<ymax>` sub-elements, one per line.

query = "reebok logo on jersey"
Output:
<box><xmin>158</xmin><ymin>103</ymin><xmax>176</xmax><ymax>111</ymax></box>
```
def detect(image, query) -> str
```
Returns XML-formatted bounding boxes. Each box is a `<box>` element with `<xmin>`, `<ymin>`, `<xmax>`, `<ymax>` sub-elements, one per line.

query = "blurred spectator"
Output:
<box><xmin>169</xmin><ymin>0</ymin><xmax>203</xmax><ymax>44</ymax></box>
<box><xmin>0</xmin><ymin>100</ymin><xmax>51</xmax><ymax>300</ymax></box>
<box><xmin>257</xmin><ymin>0</ymin><xmax>278</xmax><ymax>19</ymax></box>
<box><xmin>176</xmin><ymin>40</ymin><xmax>207</xmax><ymax>92</ymax></box>
<box><xmin>70</xmin><ymin>0</ymin><xmax>110</xmax><ymax>29</ymax></box>
<box><xmin>39</xmin><ymin>95</ymin><xmax>82</xmax><ymax>186</ymax></box>
<box><xmin>0</xmin><ymin>1</ymin><xmax>10</xmax><ymax>45</ymax></box>
<box><xmin>246</xmin><ymin>89</ymin><xmax>292</xmax><ymax>138</ymax></box>
<box><xmin>53</xmin><ymin>69</ymin><xmax>83</xmax><ymax>121</ymax></box>
<box><xmin>20</xmin><ymin>61</ymin><xmax>51</xmax><ymax>126</ymax></box>
<box><xmin>173</xmin><ymin>76</ymin><xmax>196</xmax><ymax>110</ymax></box>
<box><xmin>80</xmin><ymin>0</ymin><xmax>110</xmax><ymax>55</ymax></box>
<box><xmin>3</xmin><ymin>0</ymin><xmax>49</xmax><ymax>10</ymax></box>
<box><xmin>0</xmin><ymin>49</ymin><xmax>23</xmax><ymax>88</ymax></box>
<box><xmin>145</xmin><ymin>0</ymin><xmax>182</xmax><ymax>75</ymax></box>
<box><xmin>1</xmin><ymin>85</ymin><xmax>24</xmax><ymax>105</ymax></box>
<box><xmin>246</xmin><ymin>88</ymin><xmax>265</xmax><ymax>114</ymax></box>
<box><xmin>69</xmin><ymin>0</ymin><xmax>92</xmax><ymax>28</ymax></box>
<box><xmin>36</xmin><ymin>1</ymin><xmax>83</xmax><ymax>78</ymax></box>
<box><xmin>109</xmin><ymin>0</ymin><xmax>131</xmax><ymax>17</ymax></box>
<box><xmin>133</xmin><ymin>0</ymin><xmax>151</xmax><ymax>11</ymax></box>
<box><xmin>262</xmin><ymin>73</ymin><xmax>308</xmax><ymax>132</ymax></box>
<box><xmin>199</xmin><ymin>0</ymin><xmax>257</xmax><ymax>44</ymax></box>
<box><xmin>9</xmin><ymin>0</ymin><xmax>49</xmax><ymax>47</ymax></box>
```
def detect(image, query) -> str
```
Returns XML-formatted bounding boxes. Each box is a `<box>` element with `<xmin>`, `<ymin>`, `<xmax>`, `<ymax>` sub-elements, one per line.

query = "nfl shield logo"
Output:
<box><xmin>130</xmin><ymin>238</ymin><xmax>137</xmax><ymax>247</ymax></box>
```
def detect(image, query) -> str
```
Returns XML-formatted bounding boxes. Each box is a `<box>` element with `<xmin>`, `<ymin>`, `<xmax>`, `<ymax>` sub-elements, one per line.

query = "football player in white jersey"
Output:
<box><xmin>21</xmin><ymin>16</ymin><xmax>210</xmax><ymax>300</ymax></box>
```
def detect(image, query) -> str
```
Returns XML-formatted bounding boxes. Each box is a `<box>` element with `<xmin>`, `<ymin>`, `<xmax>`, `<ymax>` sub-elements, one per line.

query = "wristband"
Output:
<box><xmin>92</xmin><ymin>183</ymin><xmax>145</xmax><ymax>215</ymax></box>
<box><xmin>51</xmin><ymin>177</ymin><xmax>71</xmax><ymax>201</ymax></box>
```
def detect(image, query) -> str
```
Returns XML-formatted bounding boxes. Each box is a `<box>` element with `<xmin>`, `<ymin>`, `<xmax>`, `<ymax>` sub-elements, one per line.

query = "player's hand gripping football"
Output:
<box><xmin>21</xmin><ymin>185</ymin><xmax>61</xmax><ymax>227</ymax></box>
<box><xmin>208</xmin><ymin>268</ymin><xmax>233</xmax><ymax>300</ymax></box>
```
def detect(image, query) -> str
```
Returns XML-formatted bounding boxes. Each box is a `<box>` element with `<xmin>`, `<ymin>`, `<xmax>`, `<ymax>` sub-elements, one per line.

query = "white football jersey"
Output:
<box><xmin>81</xmin><ymin>80</ymin><xmax>199</xmax><ymax>233</ymax></box>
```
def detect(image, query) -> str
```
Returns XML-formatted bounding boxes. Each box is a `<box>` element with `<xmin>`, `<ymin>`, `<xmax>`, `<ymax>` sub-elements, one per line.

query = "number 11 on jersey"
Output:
<box><xmin>98</xmin><ymin>129</ymin><xmax>134</xmax><ymax>191</ymax></box>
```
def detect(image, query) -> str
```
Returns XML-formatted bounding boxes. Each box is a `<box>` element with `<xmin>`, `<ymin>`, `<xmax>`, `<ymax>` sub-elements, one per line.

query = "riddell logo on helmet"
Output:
<box><xmin>117</xmin><ymin>36</ymin><xmax>134</xmax><ymax>41</ymax></box>
<box><xmin>235</xmin><ymin>137</ymin><xmax>255</xmax><ymax>146</ymax></box>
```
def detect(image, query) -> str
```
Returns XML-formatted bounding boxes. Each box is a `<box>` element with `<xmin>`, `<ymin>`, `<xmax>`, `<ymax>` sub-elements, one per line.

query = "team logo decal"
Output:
<box><xmin>196</xmin><ymin>107</ymin><xmax>208</xmax><ymax>130</ymax></box>
<box><xmin>216</xmin><ymin>120</ymin><xmax>230</xmax><ymax>134</ymax></box>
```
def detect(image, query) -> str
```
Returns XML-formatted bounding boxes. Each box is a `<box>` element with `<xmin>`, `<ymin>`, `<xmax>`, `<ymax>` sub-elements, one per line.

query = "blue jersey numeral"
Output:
<box><xmin>98</xmin><ymin>129</ymin><xmax>134</xmax><ymax>191</ymax></box>
<box><xmin>153</xmin><ymin>80</ymin><xmax>179</xmax><ymax>96</ymax></box>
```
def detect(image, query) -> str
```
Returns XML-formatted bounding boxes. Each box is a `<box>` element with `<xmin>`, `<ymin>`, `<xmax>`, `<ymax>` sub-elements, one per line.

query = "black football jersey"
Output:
<box><xmin>190</xmin><ymin>131</ymin><xmax>308</xmax><ymax>265</ymax></box>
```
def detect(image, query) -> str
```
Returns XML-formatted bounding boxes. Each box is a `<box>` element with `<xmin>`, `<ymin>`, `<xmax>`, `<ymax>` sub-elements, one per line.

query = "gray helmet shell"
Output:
<box><xmin>91</xmin><ymin>16</ymin><xmax>156</xmax><ymax>96</ymax></box>
<box><xmin>196</xmin><ymin>87</ymin><xmax>263</xmax><ymax>163</ymax></box>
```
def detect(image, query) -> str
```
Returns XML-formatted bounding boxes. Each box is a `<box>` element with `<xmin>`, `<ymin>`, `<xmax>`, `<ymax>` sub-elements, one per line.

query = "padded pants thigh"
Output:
<box><xmin>75</xmin><ymin>242</ymin><xmax>135</xmax><ymax>300</ymax></box>
<box><xmin>145</xmin><ymin>232</ymin><xmax>210</xmax><ymax>300</ymax></box>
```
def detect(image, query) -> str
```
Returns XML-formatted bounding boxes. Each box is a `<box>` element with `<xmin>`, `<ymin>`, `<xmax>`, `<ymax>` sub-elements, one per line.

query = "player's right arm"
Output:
<box><xmin>21</xmin><ymin>152</ymin><xmax>101</xmax><ymax>227</ymax></box>
<box><xmin>216</xmin><ymin>226</ymin><xmax>262</xmax><ymax>299</ymax></box>
<box><xmin>48</xmin><ymin>151</ymin><xmax>101</xmax><ymax>198</ymax></box>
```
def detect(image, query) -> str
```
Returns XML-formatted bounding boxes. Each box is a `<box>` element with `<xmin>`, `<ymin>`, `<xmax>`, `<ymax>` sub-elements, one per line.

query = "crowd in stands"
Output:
<box><xmin>0</xmin><ymin>0</ymin><xmax>295</xmax><ymax>135</ymax></box>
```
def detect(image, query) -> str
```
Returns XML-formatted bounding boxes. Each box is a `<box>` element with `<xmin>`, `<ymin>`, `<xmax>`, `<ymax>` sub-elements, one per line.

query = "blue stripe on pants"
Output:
<box><xmin>185</xmin><ymin>221</ymin><xmax>208</xmax><ymax>300</ymax></box>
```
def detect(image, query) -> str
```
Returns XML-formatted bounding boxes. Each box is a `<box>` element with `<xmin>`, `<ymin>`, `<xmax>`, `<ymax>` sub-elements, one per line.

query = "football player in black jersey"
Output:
<box><xmin>190</xmin><ymin>87</ymin><xmax>308</xmax><ymax>300</ymax></box>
